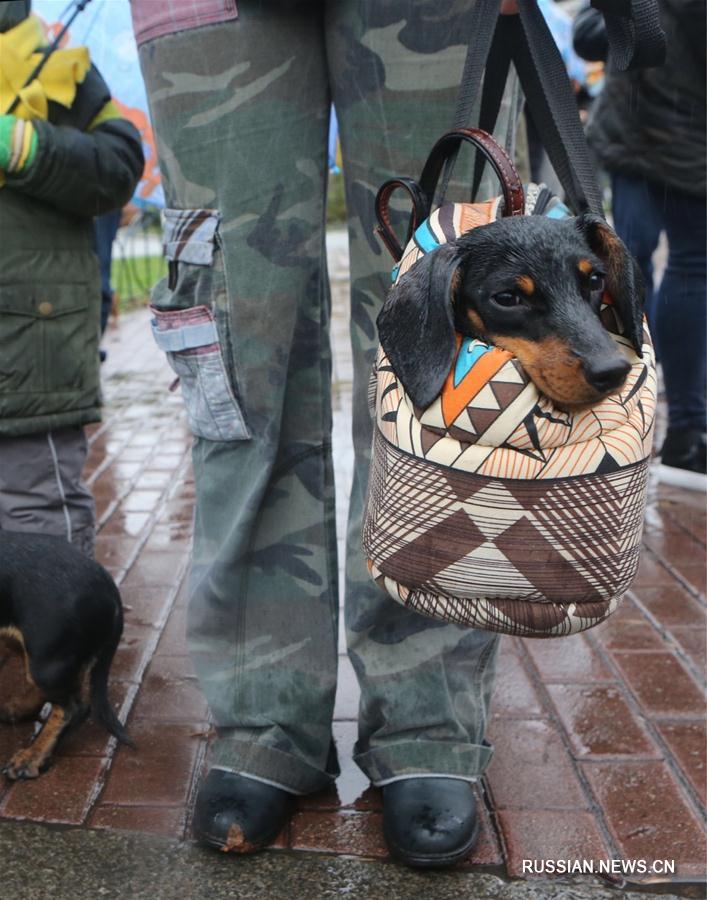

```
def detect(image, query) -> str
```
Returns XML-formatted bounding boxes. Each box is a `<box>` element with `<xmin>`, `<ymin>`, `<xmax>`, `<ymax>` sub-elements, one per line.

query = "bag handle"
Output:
<box><xmin>420</xmin><ymin>128</ymin><xmax>524</xmax><ymax>219</ymax></box>
<box><xmin>375</xmin><ymin>129</ymin><xmax>524</xmax><ymax>262</ymax></box>
<box><xmin>374</xmin><ymin>177</ymin><xmax>428</xmax><ymax>263</ymax></box>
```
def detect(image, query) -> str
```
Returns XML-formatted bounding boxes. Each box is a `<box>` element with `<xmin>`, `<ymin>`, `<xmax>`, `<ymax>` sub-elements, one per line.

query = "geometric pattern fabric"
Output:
<box><xmin>363</xmin><ymin>199</ymin><xmax>656</xmax><ymax>637</ymax></box>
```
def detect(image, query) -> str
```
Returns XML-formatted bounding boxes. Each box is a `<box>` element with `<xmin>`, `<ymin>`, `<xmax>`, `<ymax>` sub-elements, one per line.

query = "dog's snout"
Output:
<box><xmin>583</xmin><ymin>356</ymin><xmax>631</xmax><ymax>393</ymax></box>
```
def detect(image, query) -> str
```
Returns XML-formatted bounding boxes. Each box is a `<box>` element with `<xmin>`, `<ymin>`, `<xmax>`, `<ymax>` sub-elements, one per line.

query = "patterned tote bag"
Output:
<box><xmin>362</xmin><ymin>129</ymin><xmax>656</xmax><ymax>638</ymax></box>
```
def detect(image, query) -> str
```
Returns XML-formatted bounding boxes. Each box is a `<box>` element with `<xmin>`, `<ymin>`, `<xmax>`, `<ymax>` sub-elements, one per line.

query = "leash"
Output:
<box><xmin>440</xmin><ymin>0</ymin><xmax>666</xmax><ymax>217</ymax></box>
<box><xmin>5</xmin><ymin>0</ymin><xmax>95</xmax><ymax>116</ymax></box>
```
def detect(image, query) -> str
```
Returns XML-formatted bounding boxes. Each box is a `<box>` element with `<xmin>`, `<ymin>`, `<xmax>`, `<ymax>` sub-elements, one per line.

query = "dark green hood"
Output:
<box><xmin>0</xmin><ymin>1</ymin><xmax>31</xmax><ymax>33</ymax></box>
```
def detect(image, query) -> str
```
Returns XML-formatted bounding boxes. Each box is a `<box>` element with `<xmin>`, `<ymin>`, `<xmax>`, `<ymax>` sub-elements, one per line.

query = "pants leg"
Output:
<box><xmin>652</xmin><ymin>184</ymin><xmax>707</xmax><ymax>432</ymax></box>
<box><xmin>610</xmin><ymin>173</ymin><xmax>662</xmax><ymax>337</ymax></box>
<box><xmin>0</xmin><ymin>426</ymin><xmax>95</xmax><ymax>556</ymax></box>
<box><xmin>137</xmin><ymin>7</ymin><xmax>339</xmax><ymax>794</ymax></box>
<box><xmin>327</xmin><ymin>1</ymin><xmax>518</xmax><ymax>784</ymax></box>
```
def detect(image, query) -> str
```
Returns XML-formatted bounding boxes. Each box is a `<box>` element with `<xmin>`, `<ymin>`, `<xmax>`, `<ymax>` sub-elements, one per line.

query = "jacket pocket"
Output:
<box><xmin>0</xmin><ymin>283</ymin><xmax>91</xmax><ymax>395</ymax></box>
<box><xmin>131</xmin><ymin>0</ymin><xmax>238</xmax><ymax>46</ymax></box>
<box><xmin>150</xmin><ymin>208</ymin><xmax>250</xmax><ymax>442</ymax></box>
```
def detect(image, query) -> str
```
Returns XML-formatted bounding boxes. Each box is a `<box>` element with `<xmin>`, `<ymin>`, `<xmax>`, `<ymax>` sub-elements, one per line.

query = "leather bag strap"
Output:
<box><xmin>374</xmin><ymin>176</ymin><xmax>429</xmax><ymax>262</ymax></box>
<box><xmin>420</xmin><ymin>128</ymin><xmax>525</xmax><ymax>220</ymax></box>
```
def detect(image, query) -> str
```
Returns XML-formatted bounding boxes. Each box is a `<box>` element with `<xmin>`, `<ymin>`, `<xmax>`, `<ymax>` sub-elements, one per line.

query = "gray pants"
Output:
<box><xmin>0</xmin><ymin>426</ymin><xmax>96</xmax><ymax>557</ymax></box>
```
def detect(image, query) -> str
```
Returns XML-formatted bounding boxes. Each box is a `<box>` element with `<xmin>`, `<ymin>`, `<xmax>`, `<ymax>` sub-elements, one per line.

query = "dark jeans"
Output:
<box><xmin>611</xmin><ymin>174</ymin><xmax>706</xmax><ymax>432</ymax></box>
<box><xmin>94</xmin><ymin>208</ymin><xmax>121</xmax><ymax>334</ymax></box>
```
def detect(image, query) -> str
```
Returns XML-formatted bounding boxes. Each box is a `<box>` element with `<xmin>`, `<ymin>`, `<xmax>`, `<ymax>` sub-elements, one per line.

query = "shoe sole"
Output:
<box><xmin>384</xmin><ymin>816</ymin><xmax>481</xmax><ymax>869</ymax></box>
<box><xmin>653</xmin><ymin>463</ymin><xmax>707</xmax><ymax>493</ymax></box>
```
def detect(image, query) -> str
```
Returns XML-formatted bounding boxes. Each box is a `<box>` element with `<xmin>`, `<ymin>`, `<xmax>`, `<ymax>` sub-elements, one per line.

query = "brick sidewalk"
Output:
<box><xmin>0</xmin><ymin>234</ymin><xmax>704</xmax><ymax>886</ymax></box>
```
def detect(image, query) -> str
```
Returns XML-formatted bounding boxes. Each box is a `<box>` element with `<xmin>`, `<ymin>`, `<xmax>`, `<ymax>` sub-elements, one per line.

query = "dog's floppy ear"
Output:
<box><xmin>577</xmin><ymin>213</ymin><xmax>645</xmax><ymax>356</ymax></box>
<box><xmin>377</xmin><ymin>243</ymin><xmax>461</xmax><ymax>409</ymax></box>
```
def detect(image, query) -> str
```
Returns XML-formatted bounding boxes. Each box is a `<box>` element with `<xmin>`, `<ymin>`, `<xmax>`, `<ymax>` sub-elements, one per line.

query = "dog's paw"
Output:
<box><xmin>3</xmin><ymin>749</ymin><xmax>45</xmax><ymax>780</ymax></box>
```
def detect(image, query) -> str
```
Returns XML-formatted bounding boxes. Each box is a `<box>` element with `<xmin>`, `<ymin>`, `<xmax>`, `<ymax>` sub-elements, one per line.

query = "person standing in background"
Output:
<box><xmin>0</xmin><ymin>0</ymin><xmax>144</xmax><ymax>555</ymax></box>
<box><xmin>575</xmin><ymin>0</ymin><xmax>707</xmax><ymax>490</ymax></box>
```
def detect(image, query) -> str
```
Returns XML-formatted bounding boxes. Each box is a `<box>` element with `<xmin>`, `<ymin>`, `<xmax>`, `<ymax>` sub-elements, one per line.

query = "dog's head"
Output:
<box><xmin>377</xmin><ymin>214</ymin><xmax>645</xmax><ymax>411</ymax></box>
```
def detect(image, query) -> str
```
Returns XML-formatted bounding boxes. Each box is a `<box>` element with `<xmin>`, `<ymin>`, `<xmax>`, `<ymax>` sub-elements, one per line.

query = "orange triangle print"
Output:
<box><xmin>441</xmin><ymin>335</ymin><xmax>514</xmax><ymax>427</ymax></box>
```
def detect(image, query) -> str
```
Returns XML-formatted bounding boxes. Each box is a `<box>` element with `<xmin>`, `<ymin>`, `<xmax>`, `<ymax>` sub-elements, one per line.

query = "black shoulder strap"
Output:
<box><xmin>590</xmin><ymin>0</ymin><xmax>666</xmax><ymax>71</ymax></box>
<box><xmin>446</xmin><ymin>0</ymin><xmax>665</xmax><ymax>216</ymax></box>
<box><xmin>515</xmin><ymin>4</ymin><xmax>604</xmax><ymax>215</ymax></box>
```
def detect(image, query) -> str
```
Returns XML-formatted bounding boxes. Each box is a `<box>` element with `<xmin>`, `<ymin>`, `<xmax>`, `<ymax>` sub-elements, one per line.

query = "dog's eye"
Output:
<box><xmin>588</xmin><ymin>273</ymin><xmax>605</xmax><ymax>294</ymax></box>
<box><xmin>492</xmin><ymin>291</ymin><xmax>524</xmax><ymax>309</ymax></box>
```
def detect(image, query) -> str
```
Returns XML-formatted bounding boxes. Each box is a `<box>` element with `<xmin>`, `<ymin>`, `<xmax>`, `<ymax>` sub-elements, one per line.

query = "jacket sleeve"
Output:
<box><xmin>6</xmin><ymin>66</ymin><xmax>145</xmax><ymax>218</ymax></box>
<box><xmin>573</xmin><ymin>7</ymin><xmax>609</xmax><ymax>62</ymax></box>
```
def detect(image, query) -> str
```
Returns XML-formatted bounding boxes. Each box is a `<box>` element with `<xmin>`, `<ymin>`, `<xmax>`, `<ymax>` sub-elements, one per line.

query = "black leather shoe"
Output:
<box><xmin>382</xmin><ymin>777</ymin><xmax>479</xmax><ymax>868</ymax></box>
<box><xmin>193</xmin><ymin>769</ymin><xmax>293</xmax><ymax>853</ymax></box>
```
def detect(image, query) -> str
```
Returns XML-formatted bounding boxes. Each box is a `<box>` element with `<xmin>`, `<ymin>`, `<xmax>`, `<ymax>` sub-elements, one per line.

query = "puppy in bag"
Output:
<box><xmin>362</xmin><ymin>129</ymin><xmax>656</xmax><ymax>638</ymax></box>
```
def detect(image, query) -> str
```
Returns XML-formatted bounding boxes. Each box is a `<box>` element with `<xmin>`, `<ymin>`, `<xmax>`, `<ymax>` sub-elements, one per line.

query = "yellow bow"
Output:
<box><xmin>0</xmin><ymin>14</ymin><xmax>90</xmax><ymax>120</ymax></box>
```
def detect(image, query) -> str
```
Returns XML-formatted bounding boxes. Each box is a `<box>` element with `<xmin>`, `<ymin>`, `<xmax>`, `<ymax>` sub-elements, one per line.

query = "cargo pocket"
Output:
<box><xmin>150</xmin><ymin>208</ymin><xmax>250</xmax><ymax>442</ymax></box>
<box><xmin>0</xmin><ymin>283</ymin><xmax>91</xmax><ymax>395</ymax></box>
<box><xmin>152</xmin><ymin>305</ymin><xmax>249</xmax><ymax>441</ymax></box>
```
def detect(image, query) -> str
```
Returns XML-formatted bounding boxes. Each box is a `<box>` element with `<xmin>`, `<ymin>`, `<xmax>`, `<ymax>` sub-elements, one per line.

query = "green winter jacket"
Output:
<box><xmin>0</xmin><ymin>64</ymin><xmax>144</xmax><ymax>437</ymax></box>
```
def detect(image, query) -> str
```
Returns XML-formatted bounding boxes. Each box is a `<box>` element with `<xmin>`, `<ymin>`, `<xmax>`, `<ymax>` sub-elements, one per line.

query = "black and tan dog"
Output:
<box><xmin>0</xmin><ymin>531</ymin><xmax>133</xmax><ymax>779</ymax></box>
<box><xmin>377</xmin><ymin>213</ymin><xmax>644</xmax><ymax>411</ymax></box>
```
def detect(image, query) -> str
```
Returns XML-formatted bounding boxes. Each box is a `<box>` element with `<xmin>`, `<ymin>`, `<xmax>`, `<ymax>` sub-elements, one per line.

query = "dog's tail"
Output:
<box><xmin>89</xmin><ymin>594</ymin><xmax>135</xmax><ymax>749</ymax></box>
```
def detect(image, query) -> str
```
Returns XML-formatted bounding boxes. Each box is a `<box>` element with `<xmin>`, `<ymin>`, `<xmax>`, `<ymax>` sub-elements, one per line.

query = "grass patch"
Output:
<box><xmin>327</xmin><ymin>171</ymin><xmax>347</xmax><ymax>224</ymax></box>
<box><xmin>112</xmin><ymin>255</ymin><xmax>167</xmax><ymax>308</ymax></box>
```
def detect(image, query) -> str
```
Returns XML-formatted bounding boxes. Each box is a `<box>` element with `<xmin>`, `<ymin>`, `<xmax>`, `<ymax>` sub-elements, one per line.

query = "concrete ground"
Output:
<box><xmin>0</xmin><ymin>231</ymin><xmax>703</xmax><ymax>898</ymax></box>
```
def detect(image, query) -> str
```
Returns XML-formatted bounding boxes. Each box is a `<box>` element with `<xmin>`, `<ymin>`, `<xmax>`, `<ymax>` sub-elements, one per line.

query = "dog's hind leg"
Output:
<box><xmin>3</xmin><ymin>694</ymin><xmax>84</xmax><ymax>780</ymax></box>
<box><xmin>0</xmin><ymin>629</ymin><xmax>46</xmax><ymax>723</ymax></box>
<box><xmin>0</xmin><ymin>680</ymin><xmax>45</xmax><ymax>724</ymax></box>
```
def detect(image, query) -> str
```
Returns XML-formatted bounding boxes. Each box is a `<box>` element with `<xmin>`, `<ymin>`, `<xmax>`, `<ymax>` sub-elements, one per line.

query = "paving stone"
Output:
<box><xmin>546</xmin><ymin>684</ymin><xmax>659</xmax><ymax>759</ymax></box>
<box><xmin>0</xmin><ymin>756</ymin><xmax>108</xmax><ymax>824</ymax></box>
<box><xmin>668</xmin><ymin>626</ymin><xmax>707</xmax><ymax>672</ymax></box>
<box><xmin>100</xmin><ymin>510</ymin><xmax>151</xmax><ymax>537</ymax></box>
<box><xmin>290</xmin><ymin>810</ymin><xmax>388</xmax><ymax>858</ymax></box>
<box><xmin>155</xmin><ymin>606</ymin><xmax>189</xmax><ymax>657</ymax></box>
<box><xmin>122</xmin><ymin>551</ymin><xmax>186</xmax><ymax>590</ymax></box>
<box><xmin>675</xmin><ymin>565</ymin><xmax>706</xmax><ymax>596</ymax></box>
<box><xmin>633</xmin><ymin>584</ymin><xmax>706</xmax><ymax>628</ymax></box>
<box><xmin>497</xmin><ymin>810</ymin><xmax>610</xmax><ymax>878</ymax></box>
<box><xmin>491</xmin><ymin>646</ymin><xmax>545</xmax><ymax>719</ymax></box>
<box><xmin>95</xmin><ymin>535</ymin><xmax>140</xmax><ymax>570</ymax></box>
<box><xmin>632</xmin><ymin>555</ymin><xmax>681</xmax><ymax>590</ymax></box>
<box><xmin>90</xmin><ymin>804</ymin><xmax>185</xmax><ymax>839</ymax></box>
<box><xmin>486</xmin><ymin>719</ymin><xmax>590</xmax><ymax>810</ymax></box>
<box><xmin>99</xmin><ymin>721</ymin><xmax>206</xmax><ymax>808</ymax></box>
<box><xmin>611</xmin><ymin>652</ymin><xmax>705</xmax><ymax>717</ymax></box>
<box><xmin>110</xmin><ymin>622</ymin><xmax>159</xmax><ymax>684</ymax></box>
<box><xmin>591</xmin><ymin>603</ymin><xmax>665</xmax><ymax>653</ymax></box>
<box><xmin>582</xmin><ymin>761</ymin><xmax>706</xmax><ymax>877</ymax></box>
<box><xmin>121</xmin><ymin>584</ymin><xmax>176</xmax><ymax>630</ymax></box>
<box><xmin>333</xmin><ymin>655</ymin><xmax>360</xmax><ymax>721</ymax></box>
<box><xmin>654</xmin><ymin>720</ymin><xmax>707</xmax><ymax>800</ymax></box>
<box><xmin>523</xmin><ymin>634</ymin><xmax>612</xmax><ymax>683</ymax></box>
<box><xmin>130</xmin><ymin>656</ymin><xmax>208</xmax><ymax>723</ymax></box>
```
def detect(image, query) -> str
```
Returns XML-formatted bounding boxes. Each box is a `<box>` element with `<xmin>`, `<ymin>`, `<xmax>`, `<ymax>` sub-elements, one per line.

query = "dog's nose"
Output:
<box><xmin>584</xmin><ymin>356</ymin><xmax>632</xmax><ymax>393</ymax></box>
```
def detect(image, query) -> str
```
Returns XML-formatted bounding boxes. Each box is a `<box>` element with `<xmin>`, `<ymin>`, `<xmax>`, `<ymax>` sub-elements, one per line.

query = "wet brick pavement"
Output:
<box><xmin>0</xmin><ymin>231</ymin><xmax>704</xmax><ymax>889</ymax></box>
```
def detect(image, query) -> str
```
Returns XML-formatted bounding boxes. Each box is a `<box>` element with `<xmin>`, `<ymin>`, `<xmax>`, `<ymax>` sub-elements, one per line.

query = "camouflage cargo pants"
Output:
<box><xmin>135</xmin><ymin>0</ymin><xmax>519</xmax><ymax>793</ymax></box>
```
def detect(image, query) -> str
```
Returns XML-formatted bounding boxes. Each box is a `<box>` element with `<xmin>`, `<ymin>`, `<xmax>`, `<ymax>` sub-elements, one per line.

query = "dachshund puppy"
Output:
<box><xmin>377</xmin><ymin>214</ymin><xmax>644</xmax><ymax>411</ymax></box>
<box><xmin>0</xmin><ymin>532</ymin><xmax>133</xmax><ymax>779</ymax></box>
